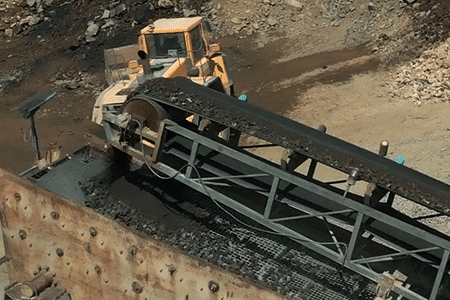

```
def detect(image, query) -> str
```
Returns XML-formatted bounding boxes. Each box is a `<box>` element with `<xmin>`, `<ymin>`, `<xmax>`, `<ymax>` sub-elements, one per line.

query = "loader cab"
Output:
<box><xmin>140</xmin><ymin>17</ymin><xmax>208</xmax><ymax>65</ymax></box>
<box><xmin>146</xmin><ymin>33</ymin><xmax>187</xmax><ymax>58</ymax></box>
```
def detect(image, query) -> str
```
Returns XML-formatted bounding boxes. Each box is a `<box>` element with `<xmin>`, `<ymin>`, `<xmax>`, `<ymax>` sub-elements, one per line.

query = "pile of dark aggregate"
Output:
<box><xmin>127</xmin><ymin>77</ymin><xmax>450</xmax><ymax>216</ymax></box>
<box><xmin>79</xmin><ymin>160</ymin><xmax>376</xmax><ymax>300</ymax></box>
<box><xmin>408</xmin><ymin>1</ymin><xmax>450</xmax><ymax>50</ymax></box>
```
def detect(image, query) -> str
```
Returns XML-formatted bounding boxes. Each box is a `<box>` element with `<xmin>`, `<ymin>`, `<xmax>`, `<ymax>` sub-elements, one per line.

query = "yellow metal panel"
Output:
<box><xmin>141</xmin><ymin>17</ymin><xmax>203</xmax><ymax>34</ymax></box>
<box><xmin>0</xmin><ymin>168</ymin><xmax>288</xmax><ymax>300</ymax></box>
<box><xmin>185</xmin><ymin>31</ymin><xmax>194</xmax><ymax>63</ymax></box>
<box><xmin>195</xmin><ymin>57</ymin><xmax>212</xmax><ymax>77</ymax></box>
<box><xmin>211</xmin><ymin>55</ymin><xmax>232</xmax><ymax>92</ymax></box>
<box><xmin>128</xmin><ymin>60</ymin><xmax>140</xmax><ymax>72</ymax></box>
<box><xmin>162</xmin><ymin>58</ymin><xmax>189</xmax><ymax>78</ymax></box>
<box><xmin>100</xmin><ymin>81</ymin><xmax>131</xmax><ymax>105</ymax></box>
<box><xmin>208</xmin><ymin>44</ymin><xmax>221</xmax><ymax>53</ymax></box>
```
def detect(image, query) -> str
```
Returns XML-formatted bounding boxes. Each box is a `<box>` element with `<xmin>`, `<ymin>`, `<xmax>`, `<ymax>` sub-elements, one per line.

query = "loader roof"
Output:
<box><xmin>141</xmin><ymin>17</ymin><xmax>203</xmax><ymax>35</ymax></box>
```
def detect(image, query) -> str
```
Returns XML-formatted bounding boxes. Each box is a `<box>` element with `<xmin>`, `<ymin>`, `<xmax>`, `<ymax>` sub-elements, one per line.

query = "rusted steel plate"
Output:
<box><xmin>0</xmin><ymin>168</ymin><xmax>288</xmax><ymax>300</ymax></box>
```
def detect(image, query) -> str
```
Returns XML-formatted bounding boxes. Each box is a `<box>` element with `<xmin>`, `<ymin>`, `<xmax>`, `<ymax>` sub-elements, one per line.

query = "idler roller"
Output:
<box><xmin>121</xmin><ymin>95</ymin><xmax>187</xmax><ymax>131</ymax></box>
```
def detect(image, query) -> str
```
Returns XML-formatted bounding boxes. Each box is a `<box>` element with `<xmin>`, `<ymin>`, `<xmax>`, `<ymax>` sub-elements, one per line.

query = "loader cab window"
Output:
<box><xmin>190</xmin><ymin>26</ymin><xmax>206</xmax><ymax>63</ymax></box>
<box><xmin>146</xmin><ymin>33</ymin><xmax>187</xmax><ymax>58</ymax></box>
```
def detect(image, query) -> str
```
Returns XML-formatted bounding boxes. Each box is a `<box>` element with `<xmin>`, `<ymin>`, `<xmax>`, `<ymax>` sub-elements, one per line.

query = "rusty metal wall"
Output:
<box><xmin>0</xmin><ymin>168</ymin><xmax>288</xmax><ymax>300</ymax></box>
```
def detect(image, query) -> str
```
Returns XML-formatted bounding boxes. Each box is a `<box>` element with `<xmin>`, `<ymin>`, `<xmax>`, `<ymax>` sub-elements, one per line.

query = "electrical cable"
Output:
<box><xmin>190</xmin><ymin>162</ymin><xmax>349</xmax><ymax>252</ymax></box>
<box><xmin>23</xmin><ymin>127</ymin><xmax>40</xmax><ymax>168</ymax></box>
<box><xmin>342</xmin><ymin>184</ymin><xmax>351</xmax><ymax>201</ymax></box>
<box><xmin>23</xmin><ymin>128</ymin><xmax>32</xmax><ymax>143</ymax></box>
<box><xmin>134</xmin><ymin>119</ymin><xmax>349</xmax><ymax>252</ymax></box>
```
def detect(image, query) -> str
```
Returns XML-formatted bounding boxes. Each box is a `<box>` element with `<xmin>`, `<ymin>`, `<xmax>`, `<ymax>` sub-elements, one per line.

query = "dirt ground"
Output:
<box><xmin>1</xmin><ymin>0</ymin><xmax>450</xmax><ymax>182</ymax></box>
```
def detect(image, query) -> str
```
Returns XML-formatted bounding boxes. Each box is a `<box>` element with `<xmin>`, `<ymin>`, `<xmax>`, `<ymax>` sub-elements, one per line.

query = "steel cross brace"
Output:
<box><xmin>430</xmin><ymin>250</ymin><xmax>449</xmax><ymax>300</ymax></box>
<box><xmin>351</xmin><ymin>247</ymin><xmax>441</xmax><ymax>265</ymax></box>
<box><xmin>193</xmin><ymin>173</ymin><xmax>269</xmax><ymax>182</ymax></box>
<box><xmin>264</xmin><ymin>176</ymin><xmax>280</xmax><ymax>219</ymax></box>
<box><xmin>270</xmin><ymin>209</ymin><xmax>354</xmax><ymax>223</ymax></box>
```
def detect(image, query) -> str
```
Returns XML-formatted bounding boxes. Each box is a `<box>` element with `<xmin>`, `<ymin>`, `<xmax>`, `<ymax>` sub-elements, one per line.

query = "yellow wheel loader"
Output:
<box><xmin>92</xmin><ymin>17</ymin><xmax>236</xmax><ymax>126</ymax></box>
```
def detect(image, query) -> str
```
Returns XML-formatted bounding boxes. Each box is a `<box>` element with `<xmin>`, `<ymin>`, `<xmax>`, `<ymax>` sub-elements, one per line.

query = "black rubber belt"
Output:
<box><xmin>127</xmin><ymin>77</ymin><xmax>450</xmax><ymax>215</ymax></box>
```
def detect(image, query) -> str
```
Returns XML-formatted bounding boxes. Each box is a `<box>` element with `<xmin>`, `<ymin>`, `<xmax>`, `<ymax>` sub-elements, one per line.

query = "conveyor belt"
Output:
<box><xmin>127</xmin><ymin>77</ymin><xmax>450</xmax><ymax>216</ymax></box>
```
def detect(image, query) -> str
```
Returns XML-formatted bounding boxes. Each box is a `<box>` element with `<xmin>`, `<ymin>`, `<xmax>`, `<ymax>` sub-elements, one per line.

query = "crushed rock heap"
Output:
<box><xmin>389</xmin><ymin>37</ymin><xmax>450</xmax><ymax>105</ymax></box>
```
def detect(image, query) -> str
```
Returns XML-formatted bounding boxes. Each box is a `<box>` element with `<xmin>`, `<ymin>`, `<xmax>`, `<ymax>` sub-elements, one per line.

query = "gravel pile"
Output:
<box><xmin>0</xmin><ymin>0</ymin><xmax>205</xmax><ymax>39</ymax></box>
<box><xmin>389</xmin><ymin>37</ymin><xmax>450</xmax><ymax>105</ymax></box>
<box><xmin>204</xmin><ymin>0</ymin><xmax>286</xmax><ymax>38</ymax></box>
<box><xmin>0</xmin><ymin>67</ymin><xmax>25</xmax><ymax>94</ymax></box>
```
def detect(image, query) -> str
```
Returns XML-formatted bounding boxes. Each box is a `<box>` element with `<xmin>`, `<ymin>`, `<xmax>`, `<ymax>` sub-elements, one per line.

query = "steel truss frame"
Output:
<box><xmin>103</xmin><ymin>116</ymin><xmax>450</xmax><ymax>300</ymax></box>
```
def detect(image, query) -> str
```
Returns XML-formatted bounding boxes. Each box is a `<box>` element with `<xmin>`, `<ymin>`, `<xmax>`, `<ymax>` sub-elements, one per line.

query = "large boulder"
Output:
<box><xmin>267</xmin><ymin>17</ymin><xmax>278</xmax><ymax>26</ymax></box>
<box><xmin>132</xmin><ymin>3</ymin><xmax>155</xmax><ymax>24</ymax></box>
<box><xmin>114</xmin><ymin>3</ymin><xmax>127</xmax><ymax>16</ymax></box>
<box><xmin>5</xmin><ymin>28</ymin><xmax>13</xmax><ymax>37</ymax></box>
<box><xmin>183</xmin><ymin>9</ymin><xmax>197</xmax><ymax>17</ymax></box>
<box><xmin>158</xmin><ymin>0</ymin><xmax>173</xmax><ymax>9</ymax></box>
<box><xmin>85</xmin><ymin>22</ymin><xmax>99</xmax><ymax>37</ymax></box>
<box><xmin>285</xmin><ymin>0</ymin><xmax>303</xmax><ymax>9</ymax></box>
<box><xmin>230</xmin><ymin>17</ymin><xmax>241</xmax><ymax>25</ymax></box>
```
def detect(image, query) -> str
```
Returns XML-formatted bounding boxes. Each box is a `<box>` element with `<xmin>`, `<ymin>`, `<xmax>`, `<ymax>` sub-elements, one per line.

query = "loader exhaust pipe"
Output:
<box><xmin>138</xmin><ymin>50</ymin><xmax>152</xmax><ymax>76</ymax></box>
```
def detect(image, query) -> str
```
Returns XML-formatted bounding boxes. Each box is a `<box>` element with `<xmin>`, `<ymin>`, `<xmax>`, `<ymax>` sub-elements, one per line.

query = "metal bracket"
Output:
<box><xmin>364</xmin><ymin>141</ymin><xmax>390</xmax><ymax>209</ymax></box>
<box><xmin>375</xmin><ymin>270</ymin><xmax>408</xmax><ymax>300</ymax></box>
<box><xmin>18</xmin><ymin>91</ymin><xmax>56</xmax><ymax>162</ymax></box>
<box><xmin>281</xmin><ymin>124</ymin><xmax>326</xmax><ymax>174</ymax></box>
<box><xmin>280</xmin><ymin>149</ymin><xmax>308</xmax><ymax>172</ymax></box>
